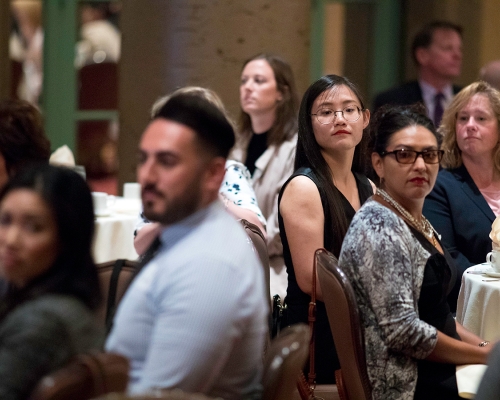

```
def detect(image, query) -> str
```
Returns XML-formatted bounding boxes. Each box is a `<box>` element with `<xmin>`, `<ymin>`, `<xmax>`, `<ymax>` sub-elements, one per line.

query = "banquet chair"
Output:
<box><xmin>93</xmin><ymin>389</ymin><xmax>218</xmax><ymax>400</ymax></box>
<box><xmin>29</xmin><ymin>352</ymin><xmax>129</xmax><ymax>400</ymax></box>
<box><xmin>96</xmin><ymin>259</ymin><xmax>140</xmax><ymax>331</ymax></box>
<box><xmin>316</xmin><ymin>248</ymin><xmax>372</xmax><ymax>400</ymax></box>
<box><xmin>262</xmin><ymin>324</ymin><xmax>310</xmax><ymax>400</ymax></box>
<box><xmin>239</xmin><ymin>218</ymin><xmax>270</xmax><ymax>300</ymax></box>
<box><xmin>239</xmin><ymin>218</ymin><xmax>272</xmax><ymax>340</ymax></box>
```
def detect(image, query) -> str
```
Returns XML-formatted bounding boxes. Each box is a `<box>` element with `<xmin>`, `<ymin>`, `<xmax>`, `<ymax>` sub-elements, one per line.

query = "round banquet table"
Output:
<box><xmin>456</xmin><ymin>265</ymin><xmax>500</xmax><ymax>341</ymax></box>
<box><xmin>92</xmin><ymin>197</ymin><xmax>140</xmax><ymax>264</ymax></box>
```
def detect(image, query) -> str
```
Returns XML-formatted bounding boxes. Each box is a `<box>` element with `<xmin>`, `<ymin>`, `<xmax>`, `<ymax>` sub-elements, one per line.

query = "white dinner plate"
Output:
<box><xmin>484</xmin><ymin>271</ymin><xmax>500</xmax><ymax>278</ymax></box>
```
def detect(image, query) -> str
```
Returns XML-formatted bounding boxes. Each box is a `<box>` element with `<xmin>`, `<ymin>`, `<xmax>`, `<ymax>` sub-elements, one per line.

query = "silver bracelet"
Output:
<box><xmin>479</xmin><ymin>341</ymin><xmax>490</xmax><ymax>347</ymax></box>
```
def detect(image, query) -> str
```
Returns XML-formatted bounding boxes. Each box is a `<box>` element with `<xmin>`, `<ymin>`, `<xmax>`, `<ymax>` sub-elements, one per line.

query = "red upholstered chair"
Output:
<box><xmin>77</xmin><ymin>62</ymin><xmax>118</xmax><ymax>178</ymax></box>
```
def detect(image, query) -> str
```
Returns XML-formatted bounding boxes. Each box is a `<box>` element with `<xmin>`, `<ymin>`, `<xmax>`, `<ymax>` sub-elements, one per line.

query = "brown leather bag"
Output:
<box><xmin>296</xmin><ymin>253</ymin><xmax>318</xmax><ymax>400</ymax></box>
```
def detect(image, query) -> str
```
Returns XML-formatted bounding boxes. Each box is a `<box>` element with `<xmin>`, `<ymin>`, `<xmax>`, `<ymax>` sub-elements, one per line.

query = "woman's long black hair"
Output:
<box><xmin>295</xmin><ymin>75</ymin><xmax>370</xmax><ymax>256</ymax></box>
<box><xmin>0</xmin><ymin>164</ymin><xmax>101</xmax><ymax>319</ymax></box>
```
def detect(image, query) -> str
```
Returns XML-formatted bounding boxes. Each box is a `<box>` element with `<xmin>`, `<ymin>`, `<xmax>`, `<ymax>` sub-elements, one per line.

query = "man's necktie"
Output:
<box><xmin>434</xmin><ymin>92</ymin><xmax>445</xmax><ymax>128</ymax></box>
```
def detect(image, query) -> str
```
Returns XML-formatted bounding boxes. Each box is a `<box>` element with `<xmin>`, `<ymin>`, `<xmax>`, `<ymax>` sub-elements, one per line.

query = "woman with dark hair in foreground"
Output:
<box><xmin>0</xmin><ymin>164</ymin><xmax>103</xmax><ymax>400</ymax></box>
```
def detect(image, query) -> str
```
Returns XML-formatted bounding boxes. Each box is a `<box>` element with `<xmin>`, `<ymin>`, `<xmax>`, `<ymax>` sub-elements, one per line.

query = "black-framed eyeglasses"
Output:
<box><xmin>311</xmin><ymin>105</ymin><xmax>364</xmax><ymax>124</ymax></box>
<box><xmin>379</xmin><ymin>149</ymin><xmax>444</xmax><ymax>164</ymax></box>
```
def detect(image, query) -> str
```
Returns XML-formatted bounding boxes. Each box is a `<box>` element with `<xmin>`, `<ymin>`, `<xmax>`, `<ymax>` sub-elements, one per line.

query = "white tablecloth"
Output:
<box><xmin>456</xmin><ymin>264</ymin><xmax>500</xmax><ymax>341</ymax></box>
<box><xmin>92</xmin><ymin>197</ymin><xmax>140</xmax><ymax>264</ymax></box>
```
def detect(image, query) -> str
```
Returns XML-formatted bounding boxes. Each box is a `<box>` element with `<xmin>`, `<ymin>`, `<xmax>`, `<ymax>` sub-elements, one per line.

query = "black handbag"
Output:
<box><xmin>271</xmin><ymin>294</ymin><xmax>288</xmax><ymax>338</ymax></box>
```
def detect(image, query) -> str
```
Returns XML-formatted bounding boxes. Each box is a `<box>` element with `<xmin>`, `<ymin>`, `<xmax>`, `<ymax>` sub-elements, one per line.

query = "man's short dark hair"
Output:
<box><xmin>154</xmin><ymin>93</ymin><xmax>235</xmax><ymax>158</ymax></box>
<box><xmin>411</xmin><ymin>20</ymin><xmax>463</xmax><ymax>65</ymax></box>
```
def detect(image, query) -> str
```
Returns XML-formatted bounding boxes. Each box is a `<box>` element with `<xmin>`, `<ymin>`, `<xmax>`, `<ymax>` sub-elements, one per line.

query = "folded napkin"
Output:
<box><xmin>49</xmin><ymin>145</ymin><xmax>75</xmax><ymax>167</ymax></box>
<box><xmin>456</xmin><ymin>364</ymin><xmax>488</xmax><ymax>399</ymax></box>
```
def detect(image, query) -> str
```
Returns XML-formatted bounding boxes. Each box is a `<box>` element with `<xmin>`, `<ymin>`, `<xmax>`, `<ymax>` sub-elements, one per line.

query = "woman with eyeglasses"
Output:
<box><xmin>424</xmin><ymin>81</ymin><xmax>500</xmax><ymax>312</ymax></box>
<box><xmin>339</xmin><ymin>104</ymin><xmax>492</xmax><ymax>399</ymax></box>
<box><xmin>278</xmin><ymin>75</ymin><xmax>373</xmax><ymax>383</ymax></box>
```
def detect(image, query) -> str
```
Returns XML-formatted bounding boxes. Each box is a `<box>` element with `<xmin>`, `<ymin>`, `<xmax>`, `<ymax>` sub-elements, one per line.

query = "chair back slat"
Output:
<box><xmin>262</xmin><ymin>324</ymin><xmax>310</xmax><ymax>400</ymax></box>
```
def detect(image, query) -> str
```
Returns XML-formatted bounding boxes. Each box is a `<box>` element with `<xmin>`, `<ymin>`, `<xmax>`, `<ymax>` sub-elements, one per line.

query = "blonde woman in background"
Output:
<box><xmin>424</xmin><ymin>81</ymin><xmax>500</xmax><ymax>312</ymax></box>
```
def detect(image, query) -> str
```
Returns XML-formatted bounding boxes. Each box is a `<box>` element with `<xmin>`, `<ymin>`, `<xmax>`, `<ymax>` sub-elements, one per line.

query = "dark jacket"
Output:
<box><xmin>423</xmin><ymin>166</ymin><xmax>495</xmax><ymax>311</ymax></box>
<box><xmin>373</xmin><ymin>80</ymin><xmax>462</xmax><ymax>112</ymax></box>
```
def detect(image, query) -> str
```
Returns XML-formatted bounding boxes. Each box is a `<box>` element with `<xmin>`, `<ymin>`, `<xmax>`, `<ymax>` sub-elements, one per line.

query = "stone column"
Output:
<box><xmin>118</xmin><ymin>0</ymin><xmax>310</xmax><ymax>186</ymax></box>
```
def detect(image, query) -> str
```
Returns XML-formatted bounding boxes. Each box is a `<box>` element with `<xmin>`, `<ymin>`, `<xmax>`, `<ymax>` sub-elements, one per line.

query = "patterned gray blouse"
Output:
<box><xmin>339</xmin><ymin>199</ymin><xmax>438</xmax><ymax>400</ymax></box>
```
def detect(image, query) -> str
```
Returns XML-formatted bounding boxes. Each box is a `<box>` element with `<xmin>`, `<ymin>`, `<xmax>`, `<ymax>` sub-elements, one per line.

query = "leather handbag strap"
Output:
<box><xmin>308</xmin><ymin>253</ymin><xmax>317</xmax><ymax>386</ymax></box>
<box><xmin>106</xmin><ymin>259</ymin><xmax>126</xmax><ymax>330</ymax></box>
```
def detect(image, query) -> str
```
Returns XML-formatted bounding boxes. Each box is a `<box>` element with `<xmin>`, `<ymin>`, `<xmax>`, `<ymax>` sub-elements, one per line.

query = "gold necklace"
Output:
<box><xmin>376</xmin><ymin>188</ymin><xmax>441</xmax><ymax>247</ymax></box>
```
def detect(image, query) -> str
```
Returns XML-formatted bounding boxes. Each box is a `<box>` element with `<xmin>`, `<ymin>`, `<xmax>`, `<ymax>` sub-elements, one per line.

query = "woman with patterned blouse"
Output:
<box><xmin>339</xmin><ymin>105</ymin><xmax>493</xmax><ymax>399</ymax></box>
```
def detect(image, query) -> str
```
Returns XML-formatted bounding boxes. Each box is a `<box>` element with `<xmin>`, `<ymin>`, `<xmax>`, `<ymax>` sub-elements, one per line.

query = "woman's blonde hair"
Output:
<box><xmin>440</xmin><ymin>81</ymin><xmax>500</xmax><ymax>172</ymax></box>
<box><xmin>151</xmin><ymin>86</ymin><xmax>236</xmax><ymax>131</ymax></box>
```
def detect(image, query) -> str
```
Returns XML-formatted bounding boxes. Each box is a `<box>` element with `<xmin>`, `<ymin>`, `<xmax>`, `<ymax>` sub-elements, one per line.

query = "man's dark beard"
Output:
<box><xmin>142</xmin><ymin>179</ymin><xmax>203</xmax><ymax>225</ymax></box>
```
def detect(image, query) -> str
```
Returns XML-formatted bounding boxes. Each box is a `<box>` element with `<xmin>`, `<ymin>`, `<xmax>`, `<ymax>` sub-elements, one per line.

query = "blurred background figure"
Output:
<box><xmin>232</xmin><ymin>53</ymin><xmax>298</xmax><ymax>300</ymax></box>
<box><xmin>480</xmin><ymin>60</ymin><xmax>500</xmax><ymax>90</ymax></box>
<box><xmin>75</xmin><ymin>2</ymin><xmax>121</xmax><ymax>192</ymax></box>
<box><xmin>424</xmin><ymin>81</ymin><xmax>500</xmax><ymax>312</ymax></box>
<box><xmin>0</xmin><ymin>99</ymin><xmax>50</xmax><ymax>188</ymax></box>
<box><xmin>75</xmin><ymin>1</ymin><xmax>121</xmax><ymax>67</ymax></box>
<box><xmin>9</xmin><ymin>0</ymin><xmax>43</xmax><ymax>105</ymax></box>
<box><xmin>373</xmin><ymin>21</ymin><xmax>463</xmax><ymax>128</ymax></box>
<box><xmin>0</xmin><ymin>165</ymin><xmax>103</xmax><ymax>400</ymax></box>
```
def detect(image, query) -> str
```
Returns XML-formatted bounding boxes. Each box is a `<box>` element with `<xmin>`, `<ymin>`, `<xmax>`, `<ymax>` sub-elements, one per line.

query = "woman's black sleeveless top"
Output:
<box><xmin>278</xmin><ymin>166</ymin><xmax>373</xmax><ymax>383</ymax></box>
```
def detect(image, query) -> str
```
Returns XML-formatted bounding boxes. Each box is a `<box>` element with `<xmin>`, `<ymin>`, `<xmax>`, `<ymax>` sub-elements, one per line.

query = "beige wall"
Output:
<box><xmin>118</xmin><ymin>0</ymin><xmax>310</xmax><ymax>185</ymax></box>
<box><xmin>479</xmin><ymin>0</ymin><xmax>500</xmax><ymax>68</ymax></box>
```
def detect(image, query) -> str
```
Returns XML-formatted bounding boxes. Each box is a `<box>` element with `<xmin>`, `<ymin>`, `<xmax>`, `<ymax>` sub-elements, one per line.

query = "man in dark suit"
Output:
<box><xmin>373</xmin><ymin>21</ymin><xmax>463</xmax><ymax>127</ymax></box>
